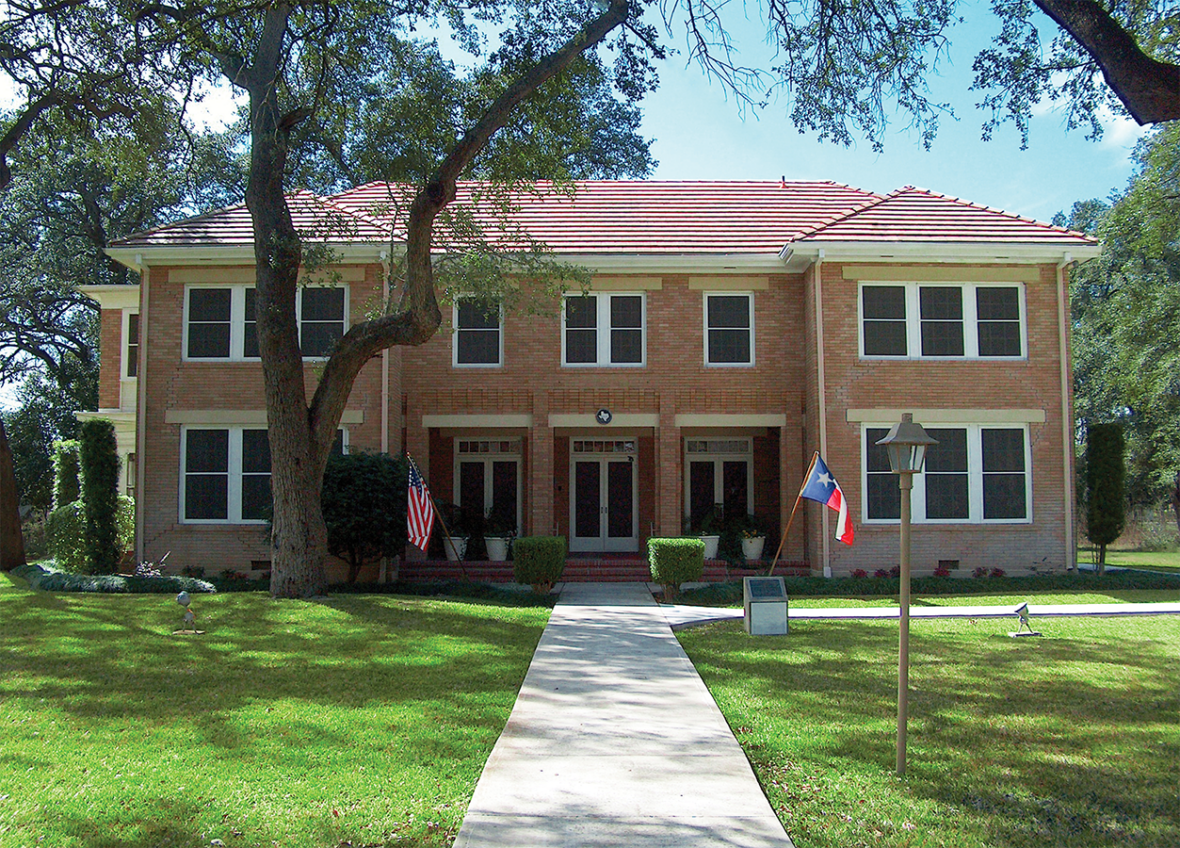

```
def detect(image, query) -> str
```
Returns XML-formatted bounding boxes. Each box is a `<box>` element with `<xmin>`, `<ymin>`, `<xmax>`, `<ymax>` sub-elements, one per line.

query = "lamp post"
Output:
<box><xmin>876</xmin><ymin>413</ymin><xmax>937</xmax><ymax>776</ymax></box>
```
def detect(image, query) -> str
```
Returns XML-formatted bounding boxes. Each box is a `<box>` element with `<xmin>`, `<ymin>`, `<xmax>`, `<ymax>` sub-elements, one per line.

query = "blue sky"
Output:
<box><xmin>634</xmin><ymin>4</ymin><xmax>1147</xmax><ymax>223</ymax></box>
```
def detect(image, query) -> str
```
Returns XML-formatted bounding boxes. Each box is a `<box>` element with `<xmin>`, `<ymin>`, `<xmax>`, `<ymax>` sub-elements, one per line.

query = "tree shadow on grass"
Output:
<box><xmin>681</xmin><ymin>619</ymin><xmax>1180</xmax><ymax>847</ymax></box>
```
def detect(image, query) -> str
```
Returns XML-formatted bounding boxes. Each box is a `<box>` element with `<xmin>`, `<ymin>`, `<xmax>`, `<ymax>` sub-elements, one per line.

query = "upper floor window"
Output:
<box><xmin>860</xmin><ymin>283</ymin><xmax>1024</xmax><ymax>359</ymax></box>
<box><xmin>124</xmin><ymin>312</ymin><xmax>140</xmax><ymax>378</ymax></box>
<box><xmin>562</xmin><ymin>293</ymin><xmax>644</xmax><ymax>367</ymax></box>
<box><xmin>453</xmin><ymin>298</ymin><xmax>502</xmax><ymax>367</ymax></box>
<box><xmin>704</xmin><ymin>293</ymin><xmax>754</xmax><ymax>366</ymax></box>
<box><xmin>863</xmin><ymin>424</ymin><xmax>1030</xmax><ymax>523</ymax></box>
<box><xmin>184</xmin><ymin>285</ymin><xmax>347</xmax><ymax>361</ymax></box>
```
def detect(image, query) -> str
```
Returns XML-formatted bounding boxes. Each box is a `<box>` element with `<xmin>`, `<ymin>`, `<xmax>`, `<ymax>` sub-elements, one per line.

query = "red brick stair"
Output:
<box><xmin>397</xmin><ymin>557</ymin><xmax>811</xmax><ymax>583</ymax></box>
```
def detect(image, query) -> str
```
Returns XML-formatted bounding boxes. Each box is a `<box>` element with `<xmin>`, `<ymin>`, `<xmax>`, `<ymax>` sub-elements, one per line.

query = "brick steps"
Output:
<box><xmin>397</xmin><ymin>558</ymin><xmax>812</xmax><ymax>583</ymax></box>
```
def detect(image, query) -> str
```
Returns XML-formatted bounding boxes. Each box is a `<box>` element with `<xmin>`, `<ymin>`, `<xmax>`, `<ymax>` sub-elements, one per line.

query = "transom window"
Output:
<box><xmin>572</xmin><ymin>439</ymin><xmax>636</xmax><ymax>454</ymax></box>
<box><xmin>181</xmin><ymin>426</ymin><xmax>345</xmax><ymax>523</ymax></box>
<box><xmin>860</xmin><ymin>283</ymin><xmax>1024</xmax><ymax>359</ymax></box>
<box><xmin>562</xmin><ymin>293</ymin><xmax>645</xmax><ymax>367</ymax></box>
<box><xmin>453</xmin><ymin>298</ymin><xmax>502</xmax><ymax>367</ymax></box>
<box><xmin>863</xmin><ymin>425</ymin><xmax>1030</xmax><ymax>523</ymax></box>
<box><xmin>184</xmin><ymin>285</ymin><xmax>347</xmax><ymax>361</ymax></box>
<box><xmin>704</xmin><ymin>293</ymin><xmax>754</xmax><ymax>365</ymax></box>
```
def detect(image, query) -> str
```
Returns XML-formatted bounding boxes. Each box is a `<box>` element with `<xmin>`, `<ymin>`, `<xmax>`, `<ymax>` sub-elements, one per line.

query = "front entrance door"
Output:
<box><xmin>569</xmin><ymin>440</ymin><xmax>637</xmax><ymax>552</ymax></box>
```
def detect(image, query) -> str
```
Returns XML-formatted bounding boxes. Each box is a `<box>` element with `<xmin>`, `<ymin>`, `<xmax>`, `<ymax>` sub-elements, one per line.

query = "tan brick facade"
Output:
<box><xmin>90</xmin><ymin>255</ymin><xmax>1076</xmax><ymax>581</ymax></box>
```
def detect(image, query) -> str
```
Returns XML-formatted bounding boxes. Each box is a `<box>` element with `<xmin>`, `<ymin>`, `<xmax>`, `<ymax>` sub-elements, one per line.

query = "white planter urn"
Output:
<box><xmin>485</xmin><ymin>536</ymin><xmax>511</xmax><ymax>562</ymax></box>
<box><xmin>443</xmin><ymin>535</ymin><xmax>469</xmax><ymax>562</ymax></box>
<box><xmin>699</xmin><ymin>535</ymin><xmax>720</xmax><ymax>559</ymax></box>
<box><xmin>741</xmin><ymin>535</ymin><xmax>766</xmax><ymax>563</ymax></box>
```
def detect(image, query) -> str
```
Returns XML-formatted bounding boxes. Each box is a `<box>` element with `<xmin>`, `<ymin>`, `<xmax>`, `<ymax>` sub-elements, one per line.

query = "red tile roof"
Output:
<box><xmin>111</xmin><ymin>181</ymin><xmax>1096</xmax><ymax>253</ymax></box>
<box><xmin>795</xmin><ymin>187</ymin><xmax>1095</xmax><ymax>246</ymax></box>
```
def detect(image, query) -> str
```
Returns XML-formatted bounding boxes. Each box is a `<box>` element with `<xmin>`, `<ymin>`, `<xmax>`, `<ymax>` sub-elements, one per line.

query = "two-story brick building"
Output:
<box><xmin>86</xmin><ymin>180</ymin><xmax>1097</xmax><ymax>580</ymax></box>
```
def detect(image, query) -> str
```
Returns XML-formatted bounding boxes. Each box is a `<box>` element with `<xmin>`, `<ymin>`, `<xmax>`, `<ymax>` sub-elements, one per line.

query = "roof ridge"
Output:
<box><xmin>788</xmin><ymin>189</ymin><xmax>893</xmax><ymax>240</ymax></box>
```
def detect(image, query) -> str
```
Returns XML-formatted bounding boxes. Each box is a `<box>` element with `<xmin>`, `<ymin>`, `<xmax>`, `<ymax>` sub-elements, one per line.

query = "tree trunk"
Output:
<box><xmin>0</xmin><ymin>419</ymin><xmax>28</xmax><ymax>571</ymax></box>
<box><xmin>1172</xmin><ymin>471</ymin><xmax>1180</xmax><ymax>538</ymax></box>
<box><xmin>1097</xmin><ymin>541</ymin><xmax>1106</xmax><ymax>576</ymax></box>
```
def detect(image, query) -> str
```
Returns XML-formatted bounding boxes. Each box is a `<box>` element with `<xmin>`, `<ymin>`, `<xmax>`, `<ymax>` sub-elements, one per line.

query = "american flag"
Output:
<box><xmin>407</xmin><ymin>454</ymin><xmax>435</xmax><ymax>551</ymax></box>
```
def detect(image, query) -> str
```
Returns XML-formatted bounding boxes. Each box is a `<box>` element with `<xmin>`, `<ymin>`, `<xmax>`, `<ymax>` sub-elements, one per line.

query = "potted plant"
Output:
<box><xmin>739</xmin><ymin>513</ymin><xmax>768</xmax><ymax>563</ymax></box>
<box><xmin>437</xmin><ymin>502</ymin><xmax>469</xmax><ymax>562</ymax></box>
<box><xmin>483</xmin><ymin>507</ymin><xmax>516</xmax><ymax>562</ymax></box>
<box><xmin>696</xmin><ymin>505</ymin><xmax>724</xmax><ymax>559</ymax></box>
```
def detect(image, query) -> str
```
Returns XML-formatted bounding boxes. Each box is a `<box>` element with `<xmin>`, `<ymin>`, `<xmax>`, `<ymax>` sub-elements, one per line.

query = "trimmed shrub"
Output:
<box><xmin>1086</xmin><ymin>423</ymin><xmax>1126</xmax><ymax>571</ymax></box>
<box><xmin>321</xmin><ymin>451</ymin><xmax>408</xmax><ymax>583</ymax></box>
<box><xmin>513</xmin><ymin>536</ymin><xmax>566</xmax><ymax>591</ymax></box>
<box><xmin>52</xmin><ymin>439</ymin><xmax>81</xmax><ymax>508</ymax></box>
<box><xmin>79</xmin><ymin>419</ymin><xmax>121</xmax><ymax>574</ymax></box>
<box><xmin>648</xmin><ymin>537</ymin><xmax>705</xmax><ymax>600</ymax></box>
<box><xmin>46</xmin><ymin>497</ymin><xmax>135</xmax><ymax>573</ymax></box>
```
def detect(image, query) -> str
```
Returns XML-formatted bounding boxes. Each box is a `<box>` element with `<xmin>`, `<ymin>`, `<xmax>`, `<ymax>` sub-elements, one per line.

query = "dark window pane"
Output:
<box><xmin>330</xmin><ymin>431</ymin><xmax>346</xmax><ymax>456</ymax></box>
<box><xmin>984</xmin><ymin>474</ymin><xmax>1026</xmax><ymax>519</ymax></box>
<box><xmin>566</xmin><ymin>328</ymin><xmax>597</xmax><ymax>363</ymax></box>
<box><xmin>976</xmin><ymin>287</ymin><xmax>1019</xmax><ymax>320</ymax></box>
<box><xmin>708</xmin><ymin>329</ymin><xmax>750</xmax><ymax>363</ymax></box>
<box><xmin>722</xmin><ymin>461</ymin><xmax>748</xmax><ymax>517</ymax></box>
<box><xmin>565</xmin><ymin>296</ymin><xmax>596</xmax><ymax>329</ymax></box>
<box><xmin>863</xmin><ymin>286</ymin><xmax>906</xmax><ymax>319</ymax></box>
<box><xmin>187</xmin><ymin>323</ymin><xmax>230</xmax><ymax>358</ymax></box>
<box><xmin>866</xmin><ymin>429</ymin><xmax>893</xmax><ymax>473</ymax></box>
<box><xmin>188</xmin><ymin>289</ymin><xmax>231</xmax><ymax>322</ymax></box>
<box><xmin>863</xmin><ymin>321</ymin><xmax>907</xmax><ymax>356</ymax></box>
<box><xmin>924</xmin><ymin>429</ymin><xmax>967</xmax><ymax>472</ymax></box>
<box><xmin>458</xmin><ymin>299</ymin><xmax>500</xmax><ymax>330</ymax></box>
<box><xmin>920</xmin><ymin>287</ymin><xmax>963</xmax><ymax>320</ymax></box>
<box><xmin>241</xmin><ymin>475</ymin><xmax>272</xmax><ymax>521</ymax></box>
<box><xmin>978</xmin><ymin>321</ymin><xmax>1021</xmax><ymax>356</ymax></box>
<box><xmin>607</xmin><ymin>460</ymin><xmax>633</xmax><ymax>538</ymax></box>
<box><xmin>982</xmin><ymin>429</ymin><xmax>1025</xmax><ymax>473</ymax></box>
<box><xmin>300</xmin><ymin>322</ymin><xmax>343</xmax><ymax>357</ymax></box>
<box><xmin>708</xmin><ymin>295</ymin><xmax>749</xmax><ymax>328</ymax></box>
<box><xmin>574</xmin><ymin>461</ymin><xmax>600</xmax><ymax>538</ymax></box>
<box><xmin>459</xmin><ymin>461</ymin><xmax>485</xmax><ymax>522</ymax></box>
<box><xmin>126</xmin><ymin>313</ymin><xmax>139</xmax><ymax>377</ymax></box>
<box><xmin>610</xmin><ymin>295</ymin><xmax>642</xmax><ymax>329</ymax></box>
<box><xmin>920</xmin><ymin>288</ymin><xmax>964</xmax><ymax>356</ymax></box>
<box><xmin>926</xmin><ymin>474</ymin><xmax>969</xmax><ymax>519</ymax></box>
<box><xmin>611</xmin><ymin>329</ymin><xmax>642</xmax><ymax>363</ymax></box>
<box><xmin>867</xmin><ymin>475</ymin><xmax>900</xmax><ymax>520</ymax></box>
<box><xmin>244</xmin><ymin>288</ymin><xmax>259</xmax><ymax>358</ymax></box>
<box><xmin>689</xmin><ymin>462</ymin><xmax>716</xmax><ymax>528</ymax></box>
<box><xmin>457</xmin><ymin>330</ymin><xmax>500</xmax><ymax>364</ymax></box>
<box><xmin>491</xmin><ymin>461</ymin><xmax>518</xmax><ymax>532</ymax></box>
<box><xmin>186</xmin><ymin>475</ymin><xmax>228</xmax><ymax>520</ymax></box>
<box><xmin>301</xmin><ymin>287</ymin><xmax>344</xmax><ymax>321</ymax></box>
<box><xmin>185</xmin><ymin>430</ymin><xmax>228</xmax><ymax>473</ymax></box>
<box><xmin>242</xmin><ymin>429</ymin><xmax>271</xmax><ymax>474</ymax></box>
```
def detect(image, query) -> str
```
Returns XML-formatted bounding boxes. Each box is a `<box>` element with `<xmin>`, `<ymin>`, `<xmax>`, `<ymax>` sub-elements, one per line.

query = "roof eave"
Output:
<box><xmin>104</xmin><ymin>243</ymin><xmax>390</xmax><ymax>271</ymax></box>
<box><xmin>782</xmin><ymin>240</ymin><xmax>1100</xmax><ymax>271</ymax></box>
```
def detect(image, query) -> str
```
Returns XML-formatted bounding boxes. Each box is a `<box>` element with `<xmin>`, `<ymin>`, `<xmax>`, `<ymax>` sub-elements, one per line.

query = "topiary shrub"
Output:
<box><xmin>46</xmin><ymin>496</ymin><xmax>135</xmax><ymax>573</ymax></box>
<box><xmin>513</xmin><ymin>536</ymin><xmax>566</xmax><ymax>593</ymax></box>
<box><xmin>52</xmin><ymin>439</ymin><xmax>81</xmax><ymax>508</ymax></box>
<box><xmin>79</xmin><ymin>419</ymin><xmax>121</xmax><ymax>574</ymax></box>
<box><xmin>321</xmin><ymin>451</ymin><xmax>408</xmax><ymax>583</ymax></box>
<box><xmin>648</xmin><ymin>537</ymin><xmax>705</xmax><ymax>601</ymax></box>
<box><xmin>1086</xmin><ymin>422</ymin><xmax>1126</xmax><ymax>574</ymax></box>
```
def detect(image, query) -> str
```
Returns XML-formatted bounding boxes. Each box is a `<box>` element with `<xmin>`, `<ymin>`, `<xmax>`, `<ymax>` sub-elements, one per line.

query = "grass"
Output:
<box><xmin>782</xmin><ymin>590</ymin><xmax>1178</xmax><ymax>609</ymax></box>
<box><xmin>1097</xmin><ymin>549</ymin><xmax>1180</xmax><ymax>573</ymax></box>
<box><xmin>678</xmin><ymin>615</ymin><xmax>1180</xmax><ymax>848</ymax></box>
<box><xmin>0</xmin><ymin>575</ymin><xmax>550</xmax><ymax>848</ymax></box>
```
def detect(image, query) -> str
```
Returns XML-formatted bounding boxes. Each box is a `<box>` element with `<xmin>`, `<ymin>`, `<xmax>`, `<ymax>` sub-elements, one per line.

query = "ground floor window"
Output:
<box><xmin>181</xmin><ymin>427</ymin><xmax>345</xmax><ymax>523</ymax></box>
<box><xmin>455</xmin><ymin>439</ymin><xmax>521</xmax><ymax>533</ymax></box>
<box><xmin>683</xmin><ymin>438</ymin><xmax>752</xmax><ymax>529</ymax></box>
<box><xmin>863</xmin><ymin>425</ymin><xmax>1030</xmax><ymax>523</ymax></box>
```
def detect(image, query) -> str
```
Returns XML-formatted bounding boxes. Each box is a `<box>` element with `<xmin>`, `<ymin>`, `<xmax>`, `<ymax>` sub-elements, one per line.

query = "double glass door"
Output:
<box><xmin>570</xmin><ymin>440</ymin><xmax>637</xmax><ymax>552</ymax></box>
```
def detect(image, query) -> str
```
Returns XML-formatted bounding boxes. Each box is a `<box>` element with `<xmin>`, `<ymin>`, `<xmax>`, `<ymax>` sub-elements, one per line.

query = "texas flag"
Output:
<box><xmin>799</xmin><ymin>455</ymin><xmax>854</xmax><ymax>545</ymax></box>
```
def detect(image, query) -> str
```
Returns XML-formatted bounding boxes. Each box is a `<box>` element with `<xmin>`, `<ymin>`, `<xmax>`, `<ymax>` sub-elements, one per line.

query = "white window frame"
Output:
<box><xmin>860</xmin><ymin>423</ymin><xmax>1032</xmax><ymax>524</ymax></box>
<box><xmin>179</xmin><ymin>425</ymin><xmax>348</xmax><ymax>524</ymax></box>
<box><xmin>452</xmin><ymin>298</ymin><xmax>504</xmax><ymax>368</ymax></box>
<box><xmin>182</xmin><ymin>285</ymin><xmax>349</xmax><ymax>362</ymax></box>
<box><xmin>857</xmin><ymin>282</ymin><xmax>1026</xmax><ymax>360</ymax></box>
<box><xmin>703</xmin><ymin>292</ymin><xmax>755</xmax><ymax>367</ymax></box>
<box><xmin>561</xmin><ymin>292</ymin><xmax>646</xmax><ymax>368</ymax></box>
<box><xmin>122</xmin><ymin>310</ymin><xmax>140</xmax><ymax>380</ymax></box>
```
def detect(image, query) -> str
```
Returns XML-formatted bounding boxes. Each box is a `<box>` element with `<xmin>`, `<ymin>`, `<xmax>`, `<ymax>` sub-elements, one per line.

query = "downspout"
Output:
<box><xmin>1057</xmin><ymin>255</ymin><xmax>1075</xmax><ymax>571</ymax></box>
<box><xmin>814</xmin><ymin>251</ymin><xmax>831</xmax><ymax>577</ymax></box>
<box><xmin>379</xmin><ymin>250</ymin><xmax>390</xmax><ymax>455</ymax></box>
<box><xmin>135</xmin><ymin>256</ymin><xmax>148</xmax><ymax>562</ymax></box>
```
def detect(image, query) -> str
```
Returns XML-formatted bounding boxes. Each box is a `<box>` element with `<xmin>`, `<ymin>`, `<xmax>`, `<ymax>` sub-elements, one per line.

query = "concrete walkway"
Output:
<box><xmin>453</xmin><ymin>582</ymin><xmax>794</xmax><ymax>848</ymax></box>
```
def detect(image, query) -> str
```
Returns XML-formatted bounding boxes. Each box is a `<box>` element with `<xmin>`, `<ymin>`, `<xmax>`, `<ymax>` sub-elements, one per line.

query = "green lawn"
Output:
<box><xmin>786</xmin><ymin>590</ymin><xmax>1179</xmax><ymax>609</ymax></box>
<box><xmin>1098</xmin><ymin>549</ymin><xmax>1180</xmax><ymax>573</ymax></box>
<box><xmin>679</xmin><ymin>615</ymin><xmax>1180</xmax><ymax>848</ymax></box>
<box><xmin>0</xmin><ymin>577</ymin><xmax>549</xmax><ymax>848</ymax></box>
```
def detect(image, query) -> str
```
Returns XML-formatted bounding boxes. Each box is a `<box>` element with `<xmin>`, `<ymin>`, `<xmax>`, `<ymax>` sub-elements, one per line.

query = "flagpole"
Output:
<box><xmin>769</xmin><ymin>452</ymin><xmax>819</xmax><ymax>576</ymax></box>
